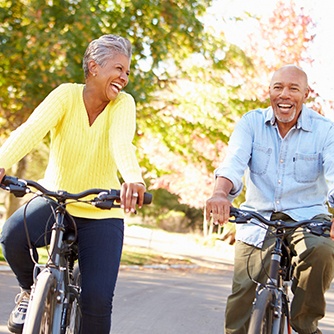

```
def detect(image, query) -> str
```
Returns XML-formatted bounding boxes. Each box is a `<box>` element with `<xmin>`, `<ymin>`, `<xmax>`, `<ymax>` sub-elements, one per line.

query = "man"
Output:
<box><xmin>206</xmin><ymin>65</ymin><xmax>334</xmax><ymax>334</ymax></box>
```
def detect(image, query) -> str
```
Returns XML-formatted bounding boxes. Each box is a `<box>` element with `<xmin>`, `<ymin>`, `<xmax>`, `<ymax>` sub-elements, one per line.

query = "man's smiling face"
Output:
<box><xmin>269</xmin><ymin>66</ymin><xmax>309</xmax><ymax>127</ymax></box>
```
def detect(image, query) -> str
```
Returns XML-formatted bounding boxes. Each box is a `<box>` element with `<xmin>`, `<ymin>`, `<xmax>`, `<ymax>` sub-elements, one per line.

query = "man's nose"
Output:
<box><xmin>280</xmin><ymin>87</ymin><xmax>290</xmax><ymax>98</ymax></box>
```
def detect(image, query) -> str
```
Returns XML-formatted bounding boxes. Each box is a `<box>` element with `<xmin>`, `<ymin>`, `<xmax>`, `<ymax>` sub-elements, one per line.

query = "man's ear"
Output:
<box><xmin>304</xmin><ymin>87</ymin><xmax>310</xmax><ymax>101</ymax></box>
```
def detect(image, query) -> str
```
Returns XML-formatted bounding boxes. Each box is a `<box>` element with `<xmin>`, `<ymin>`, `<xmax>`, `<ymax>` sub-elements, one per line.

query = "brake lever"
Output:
<box><xmin>305</xmin><ymin>222</ymin><xmax>332</xmax><ymax>237</ymax></box>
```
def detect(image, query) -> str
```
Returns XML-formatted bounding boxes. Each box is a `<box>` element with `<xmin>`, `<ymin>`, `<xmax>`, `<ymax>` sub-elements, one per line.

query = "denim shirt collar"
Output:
<box><xmin>265</xmin><ymin>105</ymin><xmax>312</xmax><ymax>132</ymax></box>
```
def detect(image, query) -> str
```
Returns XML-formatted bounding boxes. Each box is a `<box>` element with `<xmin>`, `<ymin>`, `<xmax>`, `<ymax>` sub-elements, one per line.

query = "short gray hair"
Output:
<box><xmin>83</xmin><ymin>34</ymin><xmax>132</xmax><ymax>78</ymax></box>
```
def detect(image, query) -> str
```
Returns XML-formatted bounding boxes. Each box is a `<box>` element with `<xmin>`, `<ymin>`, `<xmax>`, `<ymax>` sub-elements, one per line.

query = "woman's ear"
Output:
<box><xmin>88</xmin><ymin>60</ymin><xmax>98</xmax><ymax>77</ymax></box>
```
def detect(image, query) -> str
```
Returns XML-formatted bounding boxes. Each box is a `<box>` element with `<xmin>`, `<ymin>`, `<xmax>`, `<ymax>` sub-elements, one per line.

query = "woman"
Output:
<box><xmin>0</xmin><ymin>34</ymin><xmax>146</xmax><ymax>333</ymax></box>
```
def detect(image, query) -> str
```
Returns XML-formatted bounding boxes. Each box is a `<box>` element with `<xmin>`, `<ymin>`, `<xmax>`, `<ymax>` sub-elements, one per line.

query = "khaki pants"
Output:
<box><xmin>225</xmin><ymin>214</ymin><xmax>334</xmax><ymax>334</ymax></box>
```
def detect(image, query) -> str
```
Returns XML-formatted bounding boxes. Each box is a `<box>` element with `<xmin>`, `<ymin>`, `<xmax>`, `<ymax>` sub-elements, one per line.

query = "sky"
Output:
<box><xmin>207</xmin><ymin>0</ymin><xmax>334</xmax><ymax>118</ymax></box>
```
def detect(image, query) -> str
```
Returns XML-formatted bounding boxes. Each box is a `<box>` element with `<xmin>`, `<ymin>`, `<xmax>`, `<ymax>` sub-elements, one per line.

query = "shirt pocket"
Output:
<box><xmin>293</xmin><ymin>152</ymin><xmax>322</xmax><ymax>183</ymax></box>
<box><xmin>249</xmin><ymin>143</ymin><xmax>272</xmax><ymax>175</ymax></box>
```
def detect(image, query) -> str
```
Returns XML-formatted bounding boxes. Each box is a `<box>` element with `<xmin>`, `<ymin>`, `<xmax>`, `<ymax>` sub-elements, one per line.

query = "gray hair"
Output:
<box><xmin>83</xmin><ymin>34</ymin><xmax>132</xmax><ymax>78</ymax></box>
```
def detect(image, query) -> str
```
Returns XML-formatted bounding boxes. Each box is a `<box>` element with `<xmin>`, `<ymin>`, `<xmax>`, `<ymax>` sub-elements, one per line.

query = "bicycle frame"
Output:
<box><xmin>1</xmin><ymin>175</ymin><xmax>152</xmax><ymax>334</ymax></box>
<box><xmin>25</xmin><ymin>199</ymin><xmax>80</xmax><ymax>334</ymax></box>
<box><xmin>228</xmin><ymin>207</ymin><xmax>331</xmax><ymax>334</ymax></box>
<box><xmin>252</xmin><ymin>228</ymin><xmax>292</xmax><ymax>334</ymax></box>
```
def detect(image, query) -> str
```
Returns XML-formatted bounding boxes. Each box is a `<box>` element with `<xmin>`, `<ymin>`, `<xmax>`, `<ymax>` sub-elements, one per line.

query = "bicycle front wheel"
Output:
<box><xmin>23</xmin><ymin>271</ymin><xmax>57</xmax><ymax>334</ymax></box>
<box><xmin>248</xmin><ymin>288</ymin><xmax>275</xmax><ymax>334</ymax></box>
<box><xmin>65</xmin><ymin>264</ymin><xmax>81</xmax><ymax>334</ymax></box>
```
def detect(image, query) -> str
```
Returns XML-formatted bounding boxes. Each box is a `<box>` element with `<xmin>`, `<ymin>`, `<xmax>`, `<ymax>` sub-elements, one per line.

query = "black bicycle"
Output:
<box><xmin>228</xmin><ymin>207</ymin><xmax>332</xmax><ymax>334</ymax></box>
<box><xmin>1</xmin><ymin>175</ymin><xmax>152</xmax><ymax>334</ymax></box>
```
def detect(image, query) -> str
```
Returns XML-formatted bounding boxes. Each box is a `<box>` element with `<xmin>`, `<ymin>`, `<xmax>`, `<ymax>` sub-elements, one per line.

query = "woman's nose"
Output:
<box><xmin>120</xmin><ymin>72</ymin><xmax>128</xmax><ymax>85</ymax></box>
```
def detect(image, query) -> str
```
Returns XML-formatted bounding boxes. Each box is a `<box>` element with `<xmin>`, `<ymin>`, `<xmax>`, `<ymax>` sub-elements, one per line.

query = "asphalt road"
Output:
<box><xmin>1</xmin><ymin>265</ymin><xmax>333</xmax><ymax>333</ymax></box>
<box><xmin>0</xmin><ymin>225</ymin><xmax>333</xmax><ymax>333</ymax></box>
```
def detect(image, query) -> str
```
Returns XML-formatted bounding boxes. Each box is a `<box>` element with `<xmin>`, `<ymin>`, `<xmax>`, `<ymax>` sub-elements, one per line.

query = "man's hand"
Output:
<box><xmin>331</xmin><ymin>219</ymin><xmax>334</xmax><ymax>241</ymax></box>
<box><xmin>120</xmin><ymin>182</ymin><xmax>146</xmax><ymax>213</ymax></box>
<box><xmin>205</xmin><ymin>193</ymin><xmax>231</xmax><ymax>226</ymax></box>
<box><xmin>205</xmin><ymin>176</ymin><xmax>233</xmax><ymax>225</ymax></box>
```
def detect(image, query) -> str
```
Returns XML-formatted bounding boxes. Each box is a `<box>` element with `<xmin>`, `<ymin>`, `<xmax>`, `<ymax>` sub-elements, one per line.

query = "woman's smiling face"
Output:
<box><xmin>95</xmin><ymin>53</ymin><xmax>131</xmax><ymax>101</ymax></box>
<box><xmin>269</xmin><ymin>66</ymin><xmax>309</xmax><ymax>127</ymax></box>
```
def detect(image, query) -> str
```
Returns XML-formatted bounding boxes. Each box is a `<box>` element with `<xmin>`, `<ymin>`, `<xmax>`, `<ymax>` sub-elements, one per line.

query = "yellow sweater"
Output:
<box><xmin>0</xmin><ymin>83</ymin><xmax>145</xmax><ymax>219</ymax></box>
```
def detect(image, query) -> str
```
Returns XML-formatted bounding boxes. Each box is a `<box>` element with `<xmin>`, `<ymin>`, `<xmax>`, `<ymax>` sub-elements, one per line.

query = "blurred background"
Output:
<box><xmin>0</xmin><ymin>0</ymin><xmax>333</xmax><ymax>242</ymax></box>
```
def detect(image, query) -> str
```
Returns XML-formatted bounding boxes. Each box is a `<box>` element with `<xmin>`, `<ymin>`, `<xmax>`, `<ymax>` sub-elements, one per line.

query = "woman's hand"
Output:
<box><xmin>120</xmin><ymin>182</ymin><xmax>146</xmax><ymax>213</ymax></box>
<box><xmin>0</xmin><ymin>168</ymin><xmax>5</xmax><ymax>182</ymax></box>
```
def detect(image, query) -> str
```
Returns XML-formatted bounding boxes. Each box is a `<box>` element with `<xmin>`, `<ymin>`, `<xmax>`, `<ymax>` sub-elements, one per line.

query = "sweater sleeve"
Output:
<box><xmin>109</xmin><ymin>93</ymin><xmax>145</xmax><ymax>185</ymax></box>
<box><xmin>0</xmin><ymin>84</ymin><xmax>69</xmax><ymax>169</ymax></box>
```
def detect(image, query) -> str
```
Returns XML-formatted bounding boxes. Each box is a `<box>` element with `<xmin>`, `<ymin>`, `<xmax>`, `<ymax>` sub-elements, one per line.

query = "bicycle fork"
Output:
<box><xmin>266</xmin><ymin>233</ymin><xmax>292</xmax><ymax>334</ymax></box>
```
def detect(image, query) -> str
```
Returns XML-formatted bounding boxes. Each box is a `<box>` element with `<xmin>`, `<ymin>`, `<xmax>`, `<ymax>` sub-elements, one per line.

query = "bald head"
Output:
<box><xmin>270</xmin><ymin>65</ymin><xmax>309</xmax><ymax>90</ymax></box>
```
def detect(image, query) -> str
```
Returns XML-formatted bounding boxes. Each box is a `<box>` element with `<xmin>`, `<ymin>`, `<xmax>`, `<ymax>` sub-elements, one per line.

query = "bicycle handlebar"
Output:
<box><xmin>0</xmin><ymin>175</ymin><xmax>152</xmax><ymax>208</ymax></box>
<box><xmin>229</xmin><ymin>207</ymin><xmax>332</xmax><ymax>236</ymax></box>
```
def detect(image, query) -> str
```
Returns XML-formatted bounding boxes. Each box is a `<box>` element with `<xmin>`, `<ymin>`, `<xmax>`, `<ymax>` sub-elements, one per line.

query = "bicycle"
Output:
<box><xmin>228</xmin><ymin>207</ymin><xmax>332</xmax><ymax>334</ymax></box>
<box><xmin>0</xmin><ymin>175</ymin><xmax>152</xmax><ymax>334</ymax></box>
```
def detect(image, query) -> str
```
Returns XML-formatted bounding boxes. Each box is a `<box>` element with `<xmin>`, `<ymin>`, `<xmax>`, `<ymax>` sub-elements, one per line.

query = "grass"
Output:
<box><xmin>0</xmin><ymin>244</ymin><xmax>193</xmax><ymax>267</ymax></box>
<box><xmin>121</xmin><ymin>245</ymin><xmax>192</xmax><ymax>266</ymax></box>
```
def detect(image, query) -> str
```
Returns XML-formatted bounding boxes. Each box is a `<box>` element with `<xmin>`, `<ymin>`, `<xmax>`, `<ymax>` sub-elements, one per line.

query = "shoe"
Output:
<box><xmin>7</xmin><ymin>290</ymin><xmax>30</xmax><ymax>333</ymax></box>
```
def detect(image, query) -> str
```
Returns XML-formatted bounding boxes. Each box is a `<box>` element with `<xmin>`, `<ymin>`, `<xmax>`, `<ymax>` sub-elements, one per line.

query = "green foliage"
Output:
<box><xmin>140</xmin><ymin>188</ymin><xmax>203</xmax><ymax>231</ymax></box>
<box><xmin>0</xmin><ymin>0</ymin><xmax>317</xmax><ymax>232</ymax></box>
<box><xmin>0</xmin><ymin>242</ymin><xmax>193</xmax><ymax>266</ymax></box>
<box><xmin>0</xmin><ymin>0</ymin><xmax>221</xmax><ymax>226</ymax></box>
<box><xmin>0</xmin><ymin>0</ymin><xmax>211</xmax><ymax>128</ymax></box>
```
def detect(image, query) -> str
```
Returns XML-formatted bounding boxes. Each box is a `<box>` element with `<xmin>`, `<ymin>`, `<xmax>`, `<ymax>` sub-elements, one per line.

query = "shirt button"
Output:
<box><xmin>278</xmin><ymin>180</ymin><xmax>281</xmax><ymax>184</ymax></box>
<box><xmin>276</xmin><ymin>200</ymin><xmax>280</xmax><ymax>204</ymax></box>
<box><xmin>280</xmin><ymin>159</ymin><xmax>284</xmax><ymax>163</ymax></box>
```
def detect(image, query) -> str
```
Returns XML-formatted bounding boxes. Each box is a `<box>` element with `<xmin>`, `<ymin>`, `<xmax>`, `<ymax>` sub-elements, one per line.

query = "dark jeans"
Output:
<box><xmin>0</xmin><ymin>197</ymin><xmax>124</xmax><ymax>334</ymax></box>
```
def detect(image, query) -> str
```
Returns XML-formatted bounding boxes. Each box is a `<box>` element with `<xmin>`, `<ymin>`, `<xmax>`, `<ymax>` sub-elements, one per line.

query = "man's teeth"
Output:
<box><xmin>278</xmin><ymin>104</ymin><xmax>292</xmax><ymax>108</ymax></box>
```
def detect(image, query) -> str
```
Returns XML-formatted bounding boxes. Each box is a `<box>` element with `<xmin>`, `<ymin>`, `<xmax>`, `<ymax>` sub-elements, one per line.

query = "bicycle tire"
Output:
<box><xmin>23</xmin><ymin>271</ymin><xmax>57</xmax><ymax>334</ymax></box>
<box><xmin>279</xmin><ymin>293</ymin><xmax>292</xmax><ymax>334</ymax></box>
<box><xmin>248</xmin><ymin>288</ymin><xmax>275</xmax><ymax>334</ymax></box>
<box><xmin>65</xmin><ymin>264</ymin><xmax>81</xmax><ymax>334</ymax></box>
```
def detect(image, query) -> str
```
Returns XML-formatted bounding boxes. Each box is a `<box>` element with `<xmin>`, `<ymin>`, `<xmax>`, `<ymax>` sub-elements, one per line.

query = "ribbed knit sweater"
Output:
<box><xmin>0</xmin><ymin>83</ymin><xmax>145</xmax><ymax>219</ymax></box>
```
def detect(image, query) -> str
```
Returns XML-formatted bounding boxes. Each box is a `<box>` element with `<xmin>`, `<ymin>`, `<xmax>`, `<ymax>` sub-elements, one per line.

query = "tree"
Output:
<box><xmin>0</xmin><ymin>0</ymin><xmax>213</xmax><ymax>215</ymax></box>
<box><xmin>0</xmin><ymin>0</ymin><xmax>319</xmax><ymax>232</ymax></box>
<box><xmin>141</xmin><ymin>0</ymin><xmax>318</xmax><ymax>232</ymax></box>
<box><xmin>242</xmin><ymin>0</ymin><xmax>316</xmax><ymax>103</ymax></box>
<box><xmin>0</xmin><ymin>0</ymin><xmax>212</xmax><ymax>130</ymax></box>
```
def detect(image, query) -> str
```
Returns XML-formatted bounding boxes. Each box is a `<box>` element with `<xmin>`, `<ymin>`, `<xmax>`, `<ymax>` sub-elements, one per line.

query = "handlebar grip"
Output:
<box><xmin>143</xmin><ymin>192</ymin><xmax>152</xmax><ymax>205</ymax></box>
<box><xmin>116</xmin><ymin>190</ymin><xmax>152</xmax><ymax>204</ymax></box>
<box><xmin>229</xmin><ymin>207</ymin><xmax>238</xmax><ymax>216</ymax></box>
<box><xmin>0</xmin><ymin>175</ymin><xmax>28</xmax><ymax>197</ymax></box>
<box><xmin>1</xmin><ymin>175</ymin><xmax>20</xmax><ymax>186</ymax></box>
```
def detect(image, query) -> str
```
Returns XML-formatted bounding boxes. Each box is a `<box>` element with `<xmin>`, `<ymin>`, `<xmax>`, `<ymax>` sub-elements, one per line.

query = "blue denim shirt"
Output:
<box><xmin>214</xmin><ymin>105</ymin><xmax>334</xmax><ymax>246</ymax></box>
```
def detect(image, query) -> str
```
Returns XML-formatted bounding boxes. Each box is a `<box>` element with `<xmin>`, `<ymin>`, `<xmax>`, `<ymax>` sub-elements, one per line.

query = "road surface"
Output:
<box><xmin>0</xmin><ymin>225</ymin><xmax>333</xmax><ymax>333</ymax></box>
